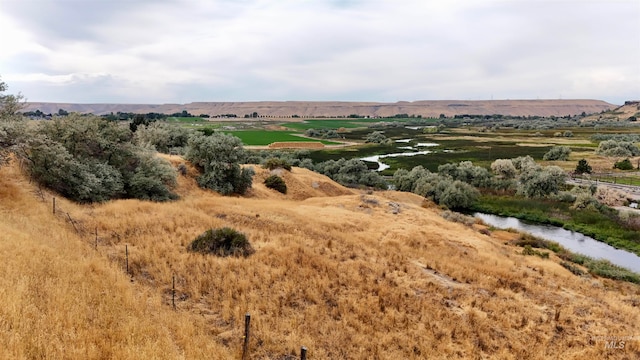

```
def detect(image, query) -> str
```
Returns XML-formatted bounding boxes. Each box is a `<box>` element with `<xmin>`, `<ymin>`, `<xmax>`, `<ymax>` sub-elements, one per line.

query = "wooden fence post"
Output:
<box><xmin>301</xmin><ymin>346</ymin><xmax>307</xmax><ymax>360</ymax></box>
<box><xmin>125</xmin><ymin>245</ymin><xmax>129</xmax><ymax>275</ymax></box>
<box><xmin>242</xmin><ymin>313</ymin><xmax>251</xmax><ymax>360</ymax></box>
<box><xmin>53</xmin><ymin>197</ymin><xmax>56</xmax><ymax>214</ymax></box>
<box><xmin>95</xmin><ymin>227</ymin><xmax>98</xmax><ymax>250</ymax></box>
<box><xmin>172</xmin><ymin>275</ymin><xmax>176</xmax><ymax>310</ymax></box>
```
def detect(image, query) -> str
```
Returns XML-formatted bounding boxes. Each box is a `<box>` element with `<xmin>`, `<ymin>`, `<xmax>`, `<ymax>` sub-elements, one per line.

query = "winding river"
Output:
<box><xmin>475</xmin><ymin>213</ymin><xmax>640</xmax><ymax>273</ymax></box>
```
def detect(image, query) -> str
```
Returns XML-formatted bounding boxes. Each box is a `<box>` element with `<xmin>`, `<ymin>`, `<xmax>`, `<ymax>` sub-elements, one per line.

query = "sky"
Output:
<box><xmin>0</xmin><ymin>0</ymin><xmax>639</xmax><ymax>104</ymax></box>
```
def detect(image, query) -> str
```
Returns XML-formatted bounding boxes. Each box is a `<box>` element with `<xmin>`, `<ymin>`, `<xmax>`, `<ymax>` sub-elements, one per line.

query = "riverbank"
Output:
<box><xmin>471</xmin><ymin>194</ymin><xmax>640</xmax><ymax>257</ymax></box>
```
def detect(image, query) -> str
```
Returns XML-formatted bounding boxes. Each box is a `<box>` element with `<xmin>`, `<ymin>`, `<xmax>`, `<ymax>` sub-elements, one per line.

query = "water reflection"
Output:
<box><xmin>475</xmin><ymin>213</ymin><xmax>640</xmax><ymax>273</ymax></box>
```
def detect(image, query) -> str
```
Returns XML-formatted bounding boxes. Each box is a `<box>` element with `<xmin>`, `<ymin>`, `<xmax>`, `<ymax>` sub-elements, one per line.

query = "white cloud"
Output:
<box><xmin>1</xmin><ymin>0</ymin><xmax>638</xmax><ymax>103</ymax></box>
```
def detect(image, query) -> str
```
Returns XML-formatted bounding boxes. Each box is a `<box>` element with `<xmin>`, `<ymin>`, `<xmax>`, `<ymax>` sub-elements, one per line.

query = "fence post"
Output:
<box><xmin>95</xmin><ymin>227</ymin><xmax>98</xmax><ymax>250</ymax></box>
<box><xmin>53</xmin><ymin>197</ymin><xmax>56</xmax><ymax>214</ymax></box>
<box><xmin>172</xmin><ymin>275</ymin><xmax>176</xmax><ymax>310</ymax></box>
<box><xmin>242</xmin><ymin>313</ymin><xmax>251</xmax><ymax>360</ymax></box>
<box><xmin>301</xmin><ymin>346</ymin><xmax>307</xmax><ymax>360</ymax></box>
<box><xmin>125</xmin><ymin>245</ymin><xmax>129</xmax><ymax>275</ymax></box>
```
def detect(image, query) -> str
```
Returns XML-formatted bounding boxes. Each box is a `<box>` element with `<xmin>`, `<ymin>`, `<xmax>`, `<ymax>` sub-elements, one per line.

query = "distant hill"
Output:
<box><xmin>23</xmin><ymin>99</ymin><xmax>616</xmax><ymax>118</ymax></box>
<box><xmin>582</xmin><ymin>100</ymin><xmax>640</xmax><ymax>122</ymax></box>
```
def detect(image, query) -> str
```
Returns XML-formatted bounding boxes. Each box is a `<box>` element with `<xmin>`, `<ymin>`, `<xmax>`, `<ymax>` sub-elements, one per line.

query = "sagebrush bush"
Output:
<box><xmin>264</xmin><ymin>175</ymin><xmax>287</xmax><ymax>194</ymax></box>
<box><xmin>263</xmin><ymin>157</ymin><xmax>292</xmax><ymax>171</ymax></box>
<box><xmin>188</xmin><ymin>227</ymin><xmax>254</xmax><ymax>257</ymax></box>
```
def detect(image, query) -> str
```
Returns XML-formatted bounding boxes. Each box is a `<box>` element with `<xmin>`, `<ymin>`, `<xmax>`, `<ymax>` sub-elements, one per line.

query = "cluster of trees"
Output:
<box><xmin>0</xmin><ymin>78</ymin><xmax>26</xmax><ymax>167</ymax></box>
<box><xmin>313</xmin><ymin>158</ymin><xmax>387</xmax><ymax>189</ymax></box>
<box><xmin>391</xmin><ymin>156</ymin><xmax>568</xmax><ymax>209</ymax></box>
<box><xmin>22</xmin><ymin>115</ymin><xmax>179</xmax><ymax>202</ymax></box>
<box><xmin>304</xmin><ymin>128</ymin><xmax>341</xmax><ymax>139</ymax></box>
<box><xmin>364</xmin><ymin>131</ymin><xmax>392</xmax><ymax>144</ymax></box>
<box><xmin>596</xmin><ymin>140</ymin><xmax>640</xmax><ymax>157</ymax></box>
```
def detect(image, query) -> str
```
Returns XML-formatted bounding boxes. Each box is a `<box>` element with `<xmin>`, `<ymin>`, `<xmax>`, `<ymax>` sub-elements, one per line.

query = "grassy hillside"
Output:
<box><xmin>1</xmin><ymin>158</ymin><xmax>639</xmax><ymax>359</ymax></box>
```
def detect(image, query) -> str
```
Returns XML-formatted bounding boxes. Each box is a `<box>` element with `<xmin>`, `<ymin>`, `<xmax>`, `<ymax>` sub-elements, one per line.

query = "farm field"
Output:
<box><xmin>225</xmin><ymin>130</ymin><xmax>341</xmax><ymax>146</ymax></box>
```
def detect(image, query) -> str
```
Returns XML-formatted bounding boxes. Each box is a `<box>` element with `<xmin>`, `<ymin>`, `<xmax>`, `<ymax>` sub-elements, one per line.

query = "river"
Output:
<box><xmin>475</xmin><ymin>213</ymin><xmax>640</xmax><ymax>273</ymax></box>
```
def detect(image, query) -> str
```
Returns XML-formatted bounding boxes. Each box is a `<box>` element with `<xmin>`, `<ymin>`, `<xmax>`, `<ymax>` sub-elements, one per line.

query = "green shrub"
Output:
<box><xmin>614</xmin><ymin>158</ymin><xmax>633</xmax><ymax>170</ymax></box>
<box><xmin>574</xmin><ymin>159</ymin><xmax>592</xmax><ymax>174</ymax></box>
<box><xmin>188</xmin><ymin>227</ymin><xmax>254</xmax><ymax>257</ymax></box>
<box><xmin>263</xmin><ymin>157</ymin><xmax>292</xmax><ymax>171</ymax></box>
<box><xmin>185</xmin><ymin>133</ymin><xmax>254</xmax><ymax>195</ymax></box>
<box><xmin>264</xmin><ymin>174</ymin><xmax>287</xmax><ymax>194</ymax></box>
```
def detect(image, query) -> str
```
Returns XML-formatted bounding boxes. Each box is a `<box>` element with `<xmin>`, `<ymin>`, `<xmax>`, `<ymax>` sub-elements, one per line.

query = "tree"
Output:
<box><xmin>0</xmin><ymin>78</ymin><xmax>26</xmax><ymax>167</ymax></box>
<box><xmin>185</xmin><ymin>133</ymin><xmax>254</xmax><ymax>195</ymax></box>
<box><xmin>0</xmin><ymin>78</ymin><xmax>25</xmax><ymax>120</ymax></box>
<box><xmin>574</xmin><ymin>159</ymin><xmax>592</xmax><ymax>174</ymax></box>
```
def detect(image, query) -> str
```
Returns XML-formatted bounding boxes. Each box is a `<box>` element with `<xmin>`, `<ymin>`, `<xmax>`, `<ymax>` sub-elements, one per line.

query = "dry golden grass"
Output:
<box><xmin>1</xmin><ymin>158</ymin><xmax>639</xmax><ymax>359</ymax></box>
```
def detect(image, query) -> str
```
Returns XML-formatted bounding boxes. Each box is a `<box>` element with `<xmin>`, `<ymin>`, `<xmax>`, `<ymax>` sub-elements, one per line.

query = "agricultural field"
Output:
<box><xmin>225</xmin><ymin>130</ymin><xmax>341</xmax><ymax>146</ymax></box>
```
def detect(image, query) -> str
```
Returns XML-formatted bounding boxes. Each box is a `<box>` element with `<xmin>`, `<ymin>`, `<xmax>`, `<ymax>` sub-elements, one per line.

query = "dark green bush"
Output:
<box><xmin>264</xmin><ymin>175</ymin><xmax>287</xmax><ymax>194</ymax></box>
<box><xmin>188</xmin><ymin>227</ymin><xmax>254</xmax><ymax>257</ymax></box>
<box><xmin>263</xmin><ymin>157</ymin><xmax>292</xmax><ymax>171</ymax></box>
<box><xmin>614</xmin><ymin>158</ymin><xmax>633</xmax><ymax>170</ymax></box>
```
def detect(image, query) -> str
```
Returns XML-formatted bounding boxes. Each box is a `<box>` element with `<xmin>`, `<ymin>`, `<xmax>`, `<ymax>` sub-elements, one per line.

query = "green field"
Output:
<box><xmin>225</xmin><ymin>130</ymin><xmax>340</xmax><ymax>146</ymax></box>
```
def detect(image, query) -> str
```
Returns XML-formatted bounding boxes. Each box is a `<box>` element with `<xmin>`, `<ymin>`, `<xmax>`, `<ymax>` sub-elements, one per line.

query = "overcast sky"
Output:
<box><xmin>1</xmin><ymin>0</ymin><xmax>638</xmax><ymax>104</ymax></box>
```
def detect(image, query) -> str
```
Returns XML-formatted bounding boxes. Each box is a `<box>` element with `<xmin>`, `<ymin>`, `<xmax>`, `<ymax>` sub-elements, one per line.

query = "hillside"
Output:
<box><xmin>23</xmin><ymin>99</ymin><xmax>616</xmax><ymax>118</ymax></box>
<box><xmin>582</xmin><ymin>100</ymin><xmax>640</xmax><ymax>122</ymax></box>
<box><xmin>1</xmin><ymin>159</ymin><xmax>639</xmax><ymax>359</ymax></box>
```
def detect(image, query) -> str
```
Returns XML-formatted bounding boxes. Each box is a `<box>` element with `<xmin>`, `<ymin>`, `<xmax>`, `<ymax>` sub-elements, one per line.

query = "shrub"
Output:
<box><xmin>364</xmin><ymin>131</ymin><xmax>391</xmax><ymax>144</ymax></box>
<box><xmin>574</xmin><ymin>159</ymin><xmax>592</xmax><ymax>174</ymax></box>
<box><xmin>185</xmin><ymin>133</ymin><xmax>254</xmax><ymax>195</ymax></box>
<box><xmin>596</xmin><ymin>140</ymin><xmax>640</xmax><ymax>157</ymax></box>
<box><xmin>263</xmin><ymin>157</ymin><xmax>292</xmax><ymax>171</ymax></box>
<box><xmin>439</xmin><ymin>180</ymin><xmax>479</xmax><ymax>209</ymax></box>
<box><xmin>188</xmin><ymin>227</ymin><xmax>254</xmax><ymax>257</ymax></box>
<box><xmin>21</xmin><ymin>116</ymin><xmax>178</xmax><ymax>203</ymax></box>
<box><xmin>522</xmin><ymin>245</ymin><xmax>549</xmax><ymax>258</ymax></box>
<box><xmin>614</xmin><ymin>158</ymin><xmax>633</xmax><ymax>170</ymax></box>
<box><xmin>491</xmin><ymin>159</ymin><xmax>517</xmax><ymax>179</ymax></box>
<box><xmin>264</xmin><ymin>174</ymin><xmax>287</xmax><ymax>194</ymax></box>
<box><xmin>543</xmin><ymin>146</ymin><xmax>571</xmax><ymax>161</ymax></box>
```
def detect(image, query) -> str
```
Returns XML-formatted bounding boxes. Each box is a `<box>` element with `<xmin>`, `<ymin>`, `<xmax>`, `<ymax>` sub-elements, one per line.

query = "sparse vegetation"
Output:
<box><xmin>262</xmin><ymin>157</ymin><xmax>292</xmax><ymax>171</ymax></box>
